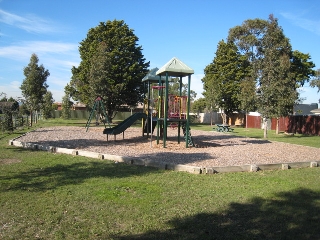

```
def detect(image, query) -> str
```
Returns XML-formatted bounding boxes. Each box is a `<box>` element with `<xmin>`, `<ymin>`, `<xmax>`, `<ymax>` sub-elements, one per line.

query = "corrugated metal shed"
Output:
<box><xmin>156</xmin><ymin>57</ymin><xmax>194</xmax><ymax>77</ymax></box>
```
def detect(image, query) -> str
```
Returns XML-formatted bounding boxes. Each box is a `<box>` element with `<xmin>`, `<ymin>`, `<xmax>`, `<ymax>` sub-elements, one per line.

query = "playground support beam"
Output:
<box><xmin>178</xmin><ymin>76</ymin><xmax>183</xmax><ymax>144</ymax></box>
<box><xmin>163</xmin><ymin>72</ymin><xmax>169</xmax><ymax>148</ymax></box>
<box><xmin>186</xmin><ymin>74</ymin><xmax>191</xmax><ymax>148</ymax></box>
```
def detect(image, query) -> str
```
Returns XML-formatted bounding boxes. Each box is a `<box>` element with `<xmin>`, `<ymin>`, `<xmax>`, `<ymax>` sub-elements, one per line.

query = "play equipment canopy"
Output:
<box><xmin>156</xmin><ymin>57</ymin><xmax>194</xmax><ymax>148</ymax></box>
<box><xmin>156</xmin><ymin>57</ymin><xmax>194</xmax><ymax>77</ymax></box>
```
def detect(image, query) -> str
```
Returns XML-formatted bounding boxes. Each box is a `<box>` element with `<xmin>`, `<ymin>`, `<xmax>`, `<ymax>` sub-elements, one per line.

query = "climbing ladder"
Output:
<box><xmin>182</xmin><ymin>123</ymin><xmax>195</xmax><ymax>147</ymax></box>
<box><xmin>85</xmin><ymin>97</ymin><xmax>111</xmax><ymax>132</ymax></box>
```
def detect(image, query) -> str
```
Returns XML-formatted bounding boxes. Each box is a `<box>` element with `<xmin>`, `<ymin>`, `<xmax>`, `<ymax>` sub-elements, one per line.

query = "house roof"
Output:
<box><xmin>293</xmin><ymin>103</ymin><xmax>318</xmax><ymax>115</ymax></box>
<box><xmin>310</xmin><ymin>108</ymin><xmax>320</xmax><ymax>115</ymax></box>
<box><xmin>156</xmin><ymin>57</ymin><xmax>194</xmax><ymax>77</ymax></box>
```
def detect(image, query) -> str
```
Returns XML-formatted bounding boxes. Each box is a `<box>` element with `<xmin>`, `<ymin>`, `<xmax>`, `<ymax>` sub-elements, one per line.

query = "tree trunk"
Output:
<box><xmin>276</xmin><ymin>117</ymin><xmax>279</xmax><ymax>134</ymax></box>
<box><xmin>30</xmin><ymin>110</ymin><xmax>33</xmax><ymax>127</ymax></box>
<box><xmin>226</xmin><ymin>115</ymin><xmax>230</xmax><ymax>125</ymax></box>
<box><xmin>221</xmin><ymin>112</ymin><xmax>227</xmax><ymax>125</ymax></box>
<box><xmin>245</xmin><ymin>112</ymin><xmax>248</xmax><ymax>129</ymax></box>
<box><xmin>263</xmin><ymin>118</ymin><xmax>268</xmax><ymax>138</ymax></box>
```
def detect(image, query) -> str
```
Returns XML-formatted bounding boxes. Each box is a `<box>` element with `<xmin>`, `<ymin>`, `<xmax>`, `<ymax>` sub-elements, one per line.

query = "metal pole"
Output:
<box><xmin>163</xmin><ymin>72</ymin><xmax>169</xmax><ymax>148</ymax></box>
<box><xmin>186</xmin><ymin>74</ymin><xmax>191</xmax><ymax>148</ymax></box>
<box><xmin>178</xmin><ymin>76</ymin><xmax>183</xmax><ymax>144</ymax></box>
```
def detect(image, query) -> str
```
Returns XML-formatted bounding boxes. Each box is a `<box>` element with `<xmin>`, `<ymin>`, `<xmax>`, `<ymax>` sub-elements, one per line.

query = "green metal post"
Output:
<box><xmin>186</xmin><ymin>74</ymin><xmax>191</xmax><ymax>148</ymax></box>
<box><xmin>156</xmin><ymin>75</ymin><xmax>161</xmax><ymax>145</ymax></box>
<box><xmin>163</xmin><ymin>72</ymin><xmax>169</xmax><ymax>148</ymax></box>
<box><xmin>146</xmin><ymin>81</ymin><xmax>151</xmax><ymax>137</ymax></box>
<box><xmin>178</xmin><ymin>75</ymin><xmax>183</xmax><ymax>144</ymax></box>
<box><xmin>85</xmin><ymin>100</ymin><xmax>97</xmax><ymax>132</ymax></box>
<box><xmin>100</xmin><ymin>100</ymin><xmax>110</xmax><ymax>128</ymax></box>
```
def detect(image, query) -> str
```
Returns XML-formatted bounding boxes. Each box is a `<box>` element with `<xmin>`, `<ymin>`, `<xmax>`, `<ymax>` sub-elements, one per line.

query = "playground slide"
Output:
<box><xmin>103</xmin><ymin>112</ymin><xmax>147</xmax><ymax>135</ymax></box>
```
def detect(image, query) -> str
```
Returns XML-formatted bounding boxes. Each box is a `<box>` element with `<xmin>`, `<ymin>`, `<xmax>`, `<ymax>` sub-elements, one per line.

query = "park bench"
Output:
<box><xmin>214</xmin><ymin>124</ymin><xmax>234</xmax><ymax>132</ymax></box>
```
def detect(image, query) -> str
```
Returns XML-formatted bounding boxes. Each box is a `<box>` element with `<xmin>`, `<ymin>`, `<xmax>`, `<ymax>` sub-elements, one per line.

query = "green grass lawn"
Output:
<box><xmin>1</xmin><ymin>120</ymin><xmax>320</xmax><ymax>239</ymax></box>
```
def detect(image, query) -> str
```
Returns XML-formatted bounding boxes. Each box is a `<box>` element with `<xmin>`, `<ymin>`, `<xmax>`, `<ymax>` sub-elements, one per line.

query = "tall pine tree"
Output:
<box><xmin>202</xmin><ymin>40</ymin><xmax>247</xmax><ymax>124</ymax></box>
<box><xmin>20</xmin><ymin>54</ymin><xmax>49</xmax><ymax>126</ymax></box>
<box><xmin>66</xmin><ymin>20</ymin><xmax>149</xmax><ymax>121</ymax></box>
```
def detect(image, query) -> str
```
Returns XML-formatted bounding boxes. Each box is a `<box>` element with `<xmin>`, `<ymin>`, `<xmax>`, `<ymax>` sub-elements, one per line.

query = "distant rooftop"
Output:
<box><xmin>293</xmin><ymin>103</ymin><xmax>318</xmax><ymax>115</ymax></box>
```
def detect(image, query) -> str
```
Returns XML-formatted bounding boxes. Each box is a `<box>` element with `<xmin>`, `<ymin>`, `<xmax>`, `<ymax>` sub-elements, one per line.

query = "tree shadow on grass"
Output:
<box><xmin>1</xmin><ymin>161</ymin><xmax>159</xmax><ymax>192</ymax></box>
<box><xmin>113</xmin><ymin>188</ymin><xmax>320</xmax><ymax>240</ymax></box>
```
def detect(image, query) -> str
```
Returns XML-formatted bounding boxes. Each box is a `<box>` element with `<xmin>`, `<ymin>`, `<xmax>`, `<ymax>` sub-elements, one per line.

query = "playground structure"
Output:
<box><xmin>87</xmin><ymin>58</ymin><xmax>195</xmax><ymax>147</ymax></box>
<box><xmin>142</xmin><ymin>57</ymin><xmax>195</xmax><ymax>148</ymax></box>
<box><xmin>85</xmin><ymin>97</ymin><xmax>111</xmax><ymax>132</ymax></box>
<box><xmin>85</xmin><ymin>97</ymin><xmax>148</xmax><ymax>141</ymax></box>
<box><xmin>103</xmin><ymin>112</ymin><xmax>147</xmax><ymax>141</ymax></box>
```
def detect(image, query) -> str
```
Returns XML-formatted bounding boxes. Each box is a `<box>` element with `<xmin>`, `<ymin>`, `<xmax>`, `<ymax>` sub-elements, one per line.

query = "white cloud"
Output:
<box><xmin>281</xmin><ymin>12</ymin><xmax>320</xmax><ymax>36</ymax></box>
<box><xmin>0</xmin><ymin>81</ymin><xmax>23</xmax><ymax>99</ymax></box>
<box><xmin>0</xmin><ymin>41</ymin><xmax>80</xmax><ymax>102</ymax></box>
<box><xmin>48</xmin><ymin>75</ymin><xmax>71</xmax><ymax>88</ymax></box>
<box><xmin>0</xmin><ymin>41</ymin><xmax>79</xmax><ymax>62</ymax></box>
<box><xmin>0</xmin><ymin>8</ymin><xmax>59</xmax><ymax>34</ymax></box>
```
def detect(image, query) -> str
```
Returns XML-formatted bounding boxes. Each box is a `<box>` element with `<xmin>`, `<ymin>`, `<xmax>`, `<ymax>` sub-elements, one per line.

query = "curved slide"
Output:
<box><xmin>103</xmin><ymin>112</ymin><xmax>147</xmax><ymax>136</ymax></box>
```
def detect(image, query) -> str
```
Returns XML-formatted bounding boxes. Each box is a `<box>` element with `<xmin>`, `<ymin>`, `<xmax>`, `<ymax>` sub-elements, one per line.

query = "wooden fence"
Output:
<box><xmin>248</xmin><ymin>115</ymin><xmax>320</xmax><ymax>136</ymax></box>
<box><xmin>285</xmin><ymin>115</ymin><xmax>320</xmax><ymax>136</ymax></box>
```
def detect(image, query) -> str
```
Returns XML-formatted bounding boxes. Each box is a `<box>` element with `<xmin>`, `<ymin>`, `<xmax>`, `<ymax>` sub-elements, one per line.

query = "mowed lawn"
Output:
<box><xmin>1</xmin><ymin>121</ymin><xmax>320</xmax><ymax>239</ymax></box>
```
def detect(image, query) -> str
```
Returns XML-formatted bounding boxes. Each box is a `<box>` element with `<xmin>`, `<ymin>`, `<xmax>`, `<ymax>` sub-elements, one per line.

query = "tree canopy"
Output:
<box><xmin>202</xmin><ymin>40</ymin><xmax>248</xmax><ymax>123</ymax></box>
<box><xmin>41</xmin><ymin>91</ymin><xmax>54</xmax><ymax>119</ymax></box>
<box><xmin>168</xmin><ymin>77</ymin><xmax>197</xmax><ymax>101</ymax></box>
<box><xmin>0</xmin><ymin>94</ymin><xmax>20</xmax><ymax>131</ymax></box>
<box><xmin>201</xmin><ymin>15</ymin><xmax>316</xmax><ymax>137</ymax></box>
<box><xmin>61</xmin><ymin>92</ymin><xmax>72</xmax><ymax>119</ymax></box>
<box><xmin>191</xmin><ymin>97</ymin><xmax>207</xmax><ymax>113</ymax></box>
<box><xmin>20</xmin><ymin>53</ymin><xmax>50</xmax><ymax>126</ymax></box>
<box><xmin>66</xmin><ymin>20</ymin><xmax>150</xmax><ymax>121</ymax></box>
<box><xmin>310</xmin><ymin>69</ymin><xmax>320</xmax><ymax>102</ymax></box>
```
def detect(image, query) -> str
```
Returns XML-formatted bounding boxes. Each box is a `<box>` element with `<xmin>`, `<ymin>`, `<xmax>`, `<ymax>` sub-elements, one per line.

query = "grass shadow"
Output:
<box><xmin>113</xmin><ymin>188</ymin><xmax>320</xmax><ymax>239</ymax></box>
<box><xmin>1</xmin><ymin>161</ymin><xmax>159</xmax><ymax>192</ymax></box>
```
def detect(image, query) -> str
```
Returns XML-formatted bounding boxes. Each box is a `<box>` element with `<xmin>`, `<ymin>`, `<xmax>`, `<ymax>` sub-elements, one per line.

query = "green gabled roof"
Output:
<box><xmin>156</xmin><ymin>57</ymin><xmax>194</xmax><ymax>77</ymax></box>
<box><xmin>142</xmin><ymin>67</ymin><xmax>168</xmax><ymax>83</ymax></box>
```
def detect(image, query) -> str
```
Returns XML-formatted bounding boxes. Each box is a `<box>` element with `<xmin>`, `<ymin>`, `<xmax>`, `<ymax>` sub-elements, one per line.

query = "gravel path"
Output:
<box><xmin>15</xmin><ymin>126</ymin><xmax>320</xmax><ymax>167</ymax></box>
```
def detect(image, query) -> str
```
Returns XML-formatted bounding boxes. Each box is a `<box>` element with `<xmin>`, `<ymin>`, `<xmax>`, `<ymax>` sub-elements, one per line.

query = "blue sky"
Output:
<box><xmin>0</xmin><ymin>0</ymin><xmax>319</xmax><ymax>105</ymax></box>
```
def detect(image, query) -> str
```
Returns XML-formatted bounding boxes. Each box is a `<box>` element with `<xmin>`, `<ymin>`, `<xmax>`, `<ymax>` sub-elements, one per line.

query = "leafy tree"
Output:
<box><xmin>191</xmin><ymin>97</ymin><xmax>207</xmax><ymax>113</ymax></box>
<box><xmin>0</xmin><ymin>97</ymin><xmax>19</xmax><ymax>132</ymax></box>
<box><xmin>310</xmin><ymin>69</ymin><xmax>320</xmax><ymax>102</ymax></box>
<box><xmin>20</xmin><ymin>53</ymin><xmax>49</xmax><ymax>126</ymax></box>
<box><xmin>0</xmin><ymin>94</ymin><xmax>7</xmax><ymax>102</ymax></box>
<box><xmin>52</xmin><ymin>103</ymin><xmax>58</xmax><ymax>111</ymax></box>
<box><xmin>257</xmin><ymin>15</ymin><xmax>294</xmax><ymax>136</ymax></box>
<box><xmin>239</xmin><ymin>76</ymin><xmax>257</xmax><ymax>112</ymax></box>
<box><xmin>19</xmin><ymin>103</ymin><xmax>30</xmax><ymax>116</ymax></box>
<box><xmin>202</xmin><ymin>40</ymin><xmax>247</xmax><ymax>124</ymax></box>
<box><xmin>228</xmin><ymin>15</ymin><xmax>315</xmax><ymax>137</ymax></box>
<box><xmin>168</xmin><ymin>77</ymin><xmax>197</xmax><ymax>101</ymax></box>
<box><xmin>61</xmin><ymin>93</ymin><xmax>72</xmax><ymax>119</ymax></box>
<box><xmin>41</xmin><ymin>91</ymin><xmax>54</xmax><ymax>119</ymax></box>
<box><xmin>291</xmin><ymin>51</ymin><xmax>316</xmax><ymax>87</ymax></box>
<box><xmin>66</xmin><ymin>20</ymin><xmax>149</xmax><ymax>122</ymax></box>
